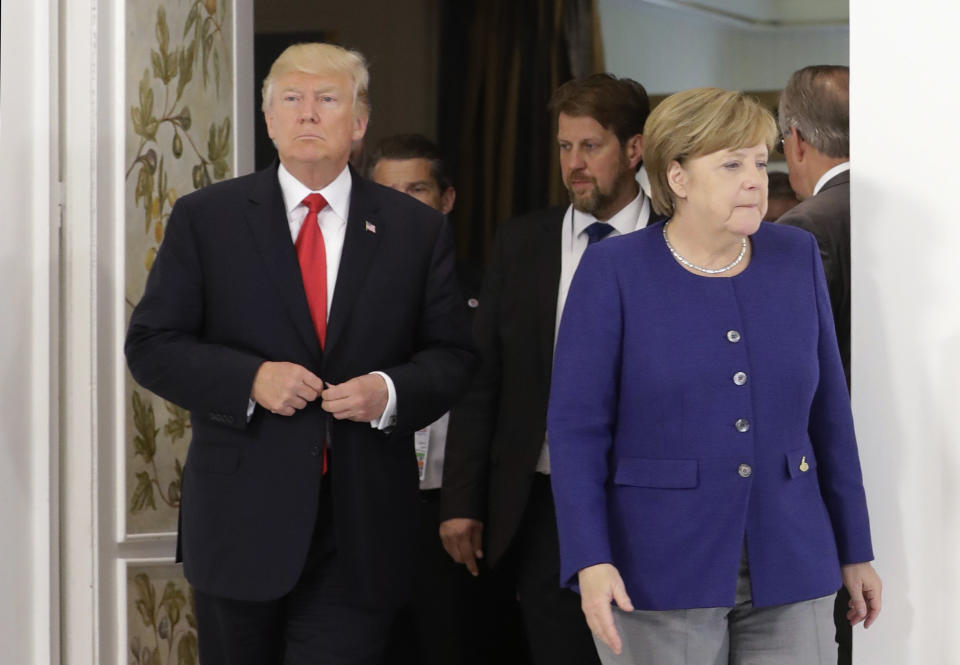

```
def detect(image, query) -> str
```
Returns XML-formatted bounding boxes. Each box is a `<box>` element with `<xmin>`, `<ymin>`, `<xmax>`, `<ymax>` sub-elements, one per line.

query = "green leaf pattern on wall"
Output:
<box><xmin>125</xmin><ymin>0</ymin><xmax>233</xmax><ymax>534</ymax></box>
<box><xmin>128</xmin><ymin>566</ymin><xmax>198</xmax><ymax>665</ymax></box>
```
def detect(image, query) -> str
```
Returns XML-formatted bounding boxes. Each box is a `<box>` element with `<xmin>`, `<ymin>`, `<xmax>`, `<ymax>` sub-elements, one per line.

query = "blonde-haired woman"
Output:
<box><xmin>547</xmin><ymin>88</ymin><xmax>881</xmax><ymax>664</ymax></box>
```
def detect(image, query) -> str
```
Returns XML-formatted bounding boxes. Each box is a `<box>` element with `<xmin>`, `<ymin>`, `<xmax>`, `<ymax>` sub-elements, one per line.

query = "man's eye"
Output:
<box><xmin>558</xmin><ymin>143</ymin><xmax>571</xmax><ymax>151</ymax></box>
<box><xmin>320</xmin><ymin>95</ymin><xmax>335</xmax><ymax>103</ymax></box>
<box><xmin>284</xmin><ymin>95</ymin><xmax>299</xmax><ymax>102</ymax></box>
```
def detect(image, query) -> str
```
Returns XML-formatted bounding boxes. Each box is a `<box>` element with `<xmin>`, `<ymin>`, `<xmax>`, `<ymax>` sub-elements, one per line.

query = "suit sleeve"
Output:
<box><xmin>440</xmin><ymin>225</ymin><xmax>506</xmax><ymax>522</ymax></box>
<box><xmin>547</xmin><ymin>246</ymin><xmax>621</xmax><ymax>586</ymax></box>
<box><xmin>379</xmin><ymin>218</ymin><xmax>477</xmax><ymax>434</ymax></box>
<box><xmin>805</xmin><ymin>234</ymin><xmax>874</xmax><ymax>564</ymax></box>
<box><xmin>125</xmin><ymin>197</ymin><xmax>265</xmax><ymax>429</ymax></box>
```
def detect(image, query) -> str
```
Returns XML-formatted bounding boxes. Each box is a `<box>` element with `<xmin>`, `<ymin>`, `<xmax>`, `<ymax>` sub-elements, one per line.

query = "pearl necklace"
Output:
<box><xmin>662</xmin><ymin>221</ymin><xmax>747</xmax><ymax>275</ymax></box>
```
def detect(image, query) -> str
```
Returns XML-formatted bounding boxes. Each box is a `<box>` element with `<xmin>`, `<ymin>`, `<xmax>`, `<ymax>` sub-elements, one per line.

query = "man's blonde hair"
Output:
<box><xmin>261</xmin><ymin>43</ymin><xmax>370</xmax><ymax>118</ymax></box>
<box><xmin>644</xmin><ymin>88</ymin><xmax>776</xmax><ymax>217</ymax></box>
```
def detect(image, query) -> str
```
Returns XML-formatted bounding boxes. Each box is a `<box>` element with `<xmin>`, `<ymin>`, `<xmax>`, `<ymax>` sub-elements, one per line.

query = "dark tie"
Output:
<box><xmin>584</xmin><ymin>221</ymin><xmax>614</xmax><ymax>244</ymax></box>
<box><xmin>296</xmin><ymin>193</ymin><xmax>329</xmax><ymax>349</ymax></box>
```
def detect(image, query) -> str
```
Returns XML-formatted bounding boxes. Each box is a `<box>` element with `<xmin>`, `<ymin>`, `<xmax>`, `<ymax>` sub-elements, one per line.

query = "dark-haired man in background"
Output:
<box><xmin>777</xmin><ymin>64</ymin><xmax>853</xmax><ymax>665</ymax></box>
<box><xmin>440</xmin><ymin>74</ymin><xmax>656</xmax><ymax>665</ymax></box>
<box><xmin>369</xmin><ymin>134</ymin><xmax>506</xmax><ymax>665</ymax></box>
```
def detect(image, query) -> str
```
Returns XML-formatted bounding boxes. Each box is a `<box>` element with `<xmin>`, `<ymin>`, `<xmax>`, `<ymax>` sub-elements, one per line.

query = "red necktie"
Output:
<box><xmin>296</xmin><ymin>193</ymin><xmax>330</xmax><ymax>474</ymax></box>
<box><xmin>296</xmin><ymin>193</ymin><xmax>329</xmax><ymax>349</ymax></box>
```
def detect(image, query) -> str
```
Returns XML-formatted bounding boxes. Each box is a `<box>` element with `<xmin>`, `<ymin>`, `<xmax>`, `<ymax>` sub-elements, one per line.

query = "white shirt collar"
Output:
<box><xmin>277</xmin><ymin>163</ymin><xmax>352</xmax><ymax>221</ymax></box>
<box><xmin>813</xmin><ymin>161</ymin><xmax>850</xmax><ymax>197</ymax></box>
<box><xmin>571</xmin><ymin>188</ymin><xmax>646</xmax><ymax>238</ymax></box>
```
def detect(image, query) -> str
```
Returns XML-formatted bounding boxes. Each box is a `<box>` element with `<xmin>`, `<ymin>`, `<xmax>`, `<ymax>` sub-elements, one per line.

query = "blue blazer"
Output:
<box><xmin>547</xmin><ymin>221</ymin><xmax>873</xmax><ymax>610</ymax></box>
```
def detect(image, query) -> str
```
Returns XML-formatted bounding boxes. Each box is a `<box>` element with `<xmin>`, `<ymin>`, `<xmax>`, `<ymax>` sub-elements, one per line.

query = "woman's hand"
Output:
<box><xmin>577</xmin><ymin>563</ymin><xmax>635</xmax><ymax>655</ymax></box>
<box><xmin>841</xmin><ymin>562</ymin><xmax>882</xmax><ymax>628</ymax></box>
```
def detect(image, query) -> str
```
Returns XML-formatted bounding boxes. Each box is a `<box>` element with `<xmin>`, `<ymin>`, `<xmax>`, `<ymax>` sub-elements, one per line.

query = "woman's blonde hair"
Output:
<box><xmin>643</xmin><ymin>88</ymin><xmax>776</xmax><ymax>216</ymax></box>
<box><xmin>261</xmin><ymin>43</ymin><xmax>370</xmax><ymax>118</ymax></box>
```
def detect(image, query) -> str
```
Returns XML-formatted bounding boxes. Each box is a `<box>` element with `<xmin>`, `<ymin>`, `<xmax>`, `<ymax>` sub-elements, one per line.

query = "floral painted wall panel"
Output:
<box><xmin>127</xmin><ymin>563</ymin><xmax>198</xmax><ymax>665</ymax></box>
<box><xmin>125</xmin><ymin>0</ymin><xmax>234</xmax><ymax>534</ymax></box>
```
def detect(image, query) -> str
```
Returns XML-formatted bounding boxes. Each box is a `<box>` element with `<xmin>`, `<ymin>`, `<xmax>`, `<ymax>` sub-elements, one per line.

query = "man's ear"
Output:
<box><xmin>666</xmin><ymin>160</ymin><xmax>687</xmax><ymax>199</ymax></box>
<box><xmin>440</xmin><ymin>186</ymin><xmax>456</xmax><ymax>216</ymax></box>
<box><xmin>625</xmin><ymin>133</ymin><xmax>643</xmax><ymax>170</ymax></box>
<box><xmin>352</xmin><ymin>111</ymin><xmax>369</xmax><ymax>142</ymax></box>
<box><xmin>792</xmin><ymin>126</ymin><xmax>808</xmax><ymax>162</ymax></box>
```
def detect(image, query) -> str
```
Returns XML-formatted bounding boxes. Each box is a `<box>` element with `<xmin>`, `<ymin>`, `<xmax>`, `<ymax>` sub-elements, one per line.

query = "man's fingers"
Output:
<box><xmin>301</xmin><ymin>371</ymin><xmax>324</xmax><ymax>393</ymax></box>
<box><xmin>469</xmin><ymin>526</ymin><xmax>484</xmax><ymax>560</ymax></box>
<box><xmin>459</xmin><ymin>542</ymin><xmax>479</xmax><ymax>576</ymax></box>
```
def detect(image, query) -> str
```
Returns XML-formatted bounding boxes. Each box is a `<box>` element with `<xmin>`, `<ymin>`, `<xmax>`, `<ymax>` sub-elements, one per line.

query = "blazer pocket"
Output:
<box><xmin>187</xmin><ymin>443</ymin><xmax>241</xmax><ymax>474</ymax></box>
<box><xmin>613</xmin><ymin>458</ymin><xmax>698</xmax><ymax>489</ymax></box>
<box><xmin>785</xmin><ymin>448</ymin><xmax>817</xmax><ymax>479</ymax></box>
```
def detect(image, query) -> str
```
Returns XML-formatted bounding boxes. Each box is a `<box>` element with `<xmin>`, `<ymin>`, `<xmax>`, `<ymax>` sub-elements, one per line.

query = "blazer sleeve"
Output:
<box><xmin>440</xmin><ymin>225</ymin><xmax>506</xmax><ymax>521</ymax></box>
<box><xmin>547</xmin><ymin>245</ymin><xmax>622</xmax><ymax>586</ymax></box>
<box><xmin>805</xmin><ymin>234</ymin><xmax>874</xmax><ymax>564</ymax></box>
<box><xmin>379</xmin><ymin>218</ymin><xmax>477</xmax><ymax>434</ymax></box>
<box><xmin>125</xmin><ymin>197</ymin><xmax>265</xmax><ymax>429</ymax></box>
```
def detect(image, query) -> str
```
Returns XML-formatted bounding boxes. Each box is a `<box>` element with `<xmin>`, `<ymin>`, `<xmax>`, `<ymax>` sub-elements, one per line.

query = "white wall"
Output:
<box><xmin>599</xmin><ymin>0</ymin><xmax>848</xmax><ymax>93</ymax></box>
<box><xmin>0</xmin><ymin>0</ymin><xmax>57</xmax><ymax>663</ymax></box>
<box><xmin>850</xmin><ymin>1</ymin><xmax>960</xmax><ymax>662</ymax></box>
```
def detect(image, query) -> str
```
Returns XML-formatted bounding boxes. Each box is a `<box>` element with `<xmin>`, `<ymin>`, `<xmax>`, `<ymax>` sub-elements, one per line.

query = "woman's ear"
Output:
<box><xmin>667</xmin><ymin>160</ymin><xmax>687</xmax><ymax>199</ymax></box>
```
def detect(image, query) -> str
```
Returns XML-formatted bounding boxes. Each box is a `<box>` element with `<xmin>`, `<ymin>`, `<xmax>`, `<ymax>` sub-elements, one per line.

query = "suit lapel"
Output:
<box><xmin>244</xmin><ymin>164</ymin><xmax>323</xmax><ymax>361</ymax></box>
<box><xmin>323</xmin><ymin>170</ymin><xmax>381</xmax><ymax>363</ymax></box>
<box><xmin>534</xmin><ymin>208</ymin><xmax>564</xmax><ymax>389</ymax></box>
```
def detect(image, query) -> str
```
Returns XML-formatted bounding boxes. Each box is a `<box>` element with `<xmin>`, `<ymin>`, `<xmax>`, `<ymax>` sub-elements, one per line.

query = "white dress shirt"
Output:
<box><xmin>536</xmin><ymin>189</ymin><xmax>651</xmax><ymax>474</ymax></box>
<box><xmin>247</xmin><ymin>164</ymin><xmax>397</xmax><ymax>429</ymax></box>
<box><xmin>813</xmin><ymin>161</ymin><xmax>850</xmax><ymax>197</ymax></box>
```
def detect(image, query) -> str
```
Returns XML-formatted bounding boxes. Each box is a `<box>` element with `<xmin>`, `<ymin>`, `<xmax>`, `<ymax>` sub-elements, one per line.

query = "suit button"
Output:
<box><xmin>727</xmin><ymin>330</ymin><xmax>741</xmax><ymax>343</ymax></box>
<box><xmin>738</xmin><ymin>463</ymin><xmax>753</xmax><ymax>478</ymax></box>
<box><xmin>733</xmin><ymin>371</ymin><xmax>747</xmax><ymax>386</ymax></box>
<box><xmin>310</xmin><ymin>445</ymin><xmax>321</xmax><ymax>457</ymax></box>
<box><xmin>735</xmin><ymin>418</ymin><xmax>750</xmax><ymax>433</ymax></box>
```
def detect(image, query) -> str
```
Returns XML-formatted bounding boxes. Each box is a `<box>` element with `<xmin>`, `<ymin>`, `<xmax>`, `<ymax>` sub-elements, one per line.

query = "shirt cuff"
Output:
<box><xmin>246</xmin><ymin>398</ymin><xmax>256</xmax><ymax>422</ymax></box>
<box><xmin>369</xmin><ymin>371</ymin><xmax>397</xmax><ymax>430</ymax></box>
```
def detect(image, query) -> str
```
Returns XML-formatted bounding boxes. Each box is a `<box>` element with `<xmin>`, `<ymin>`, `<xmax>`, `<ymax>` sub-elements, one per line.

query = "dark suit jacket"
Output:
<box><xmin>441</xmin><ymin>206</ymin><xmax>567</xmax><ymax>565</ymax></box>
<box><xmin>777</xmin><ymin>170</ymin><xmax>850</xmax><ymax>383</ymax></box>
<box><xmin>442</xmin><ymin>201</ymin><xmax>664</xmax><ymax>565</ymax></box>
<box><xmin>125</xmin><ymin>163</ymin><xmax>475</xmax><ymax>605</ymax></box>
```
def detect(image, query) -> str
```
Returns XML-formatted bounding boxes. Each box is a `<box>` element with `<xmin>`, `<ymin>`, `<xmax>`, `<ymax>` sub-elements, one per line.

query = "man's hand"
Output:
<box><xmin>439</xmin><ymin>518</ymin><xmax>484</xmax><ymax>576</ymax></box>
<box><xmin>578</xmin><ymin>563</ymin><xmax>634</xmax><ymax>656</ymax></box>
<box><xmin>841</xmin><ymin>561</ymin><xmax>882</xmax><ymax>628</ymax></box>
<box><xmin>251</xmin><ymin>362</ymin><xmax>324</xmax><ymax>416</ymax></box>
<box><xmin>321</xmin><ymin>374</ymin><xmax>389</xmax><ymax>422</ymax></box>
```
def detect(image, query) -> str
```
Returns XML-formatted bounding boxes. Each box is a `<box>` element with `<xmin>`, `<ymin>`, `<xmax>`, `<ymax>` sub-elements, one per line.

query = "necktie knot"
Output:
<box><xmin>584</xmin><ymin>221</ymin><xmax>614</xmax><ymax>245</ymax></box>
<box><xmin>302</xmin><ymin>193</ymin><xmax>328</xmax><ymax>216</ymax></box>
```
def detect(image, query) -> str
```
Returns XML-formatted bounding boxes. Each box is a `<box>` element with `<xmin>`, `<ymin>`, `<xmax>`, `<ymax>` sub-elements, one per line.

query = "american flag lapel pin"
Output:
<box><xmin>364</xmin><ymin>220</ymin><xmax>376</xmax><ymax>234</ymax></box>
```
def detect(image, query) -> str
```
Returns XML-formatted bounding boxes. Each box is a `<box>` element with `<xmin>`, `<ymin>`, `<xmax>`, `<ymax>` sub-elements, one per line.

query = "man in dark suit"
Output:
<box><xmin>367</xmin><ymin>134</ymin><xmax>500</xmax><ymax>665</ymax></box>
<box><xmin>776</xmin><ymin>64</ymin><xmax>853</xmax><ymax>664</ymax></box>
<box><xmin>125</xmin><ymin>43</ymin><xmax>474</xmax><ymax>665</ymax></box>
<box><xmin>777</xmin><ymin>65</ymin><xmax>851</xmax><ymax>384</ymax></box>
<box><xmin>439</xmin><ymin>74</ymin><xmax>654</xmax><ymax>665</ymax></box>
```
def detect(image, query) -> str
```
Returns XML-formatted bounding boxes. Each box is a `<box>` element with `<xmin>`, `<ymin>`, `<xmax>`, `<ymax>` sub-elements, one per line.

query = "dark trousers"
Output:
<box><xmin>384</xmin><ymin>489</ymin><xmax>530</xmax><ymax>665</ymax></box>
<box><xmin>193</xmin><ymin>470</ymin><xmax>393</xmax><ymax>665</ymax></box>
<box><xmin>835</xmin><ymin>586</ymin><xmax>852</xmax><ymax>665</ymax></box>
<box><xmin>497</xmin><ymin>473</ymin><xmax>601</xmax><ymax>665</ymax></box>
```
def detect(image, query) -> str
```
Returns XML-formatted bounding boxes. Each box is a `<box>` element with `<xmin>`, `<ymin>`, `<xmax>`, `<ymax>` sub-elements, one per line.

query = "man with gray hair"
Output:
<box><xmin>777</xmin><ymin>64</ymin><xmax>853</xmax><ymax>665</ymax></box>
